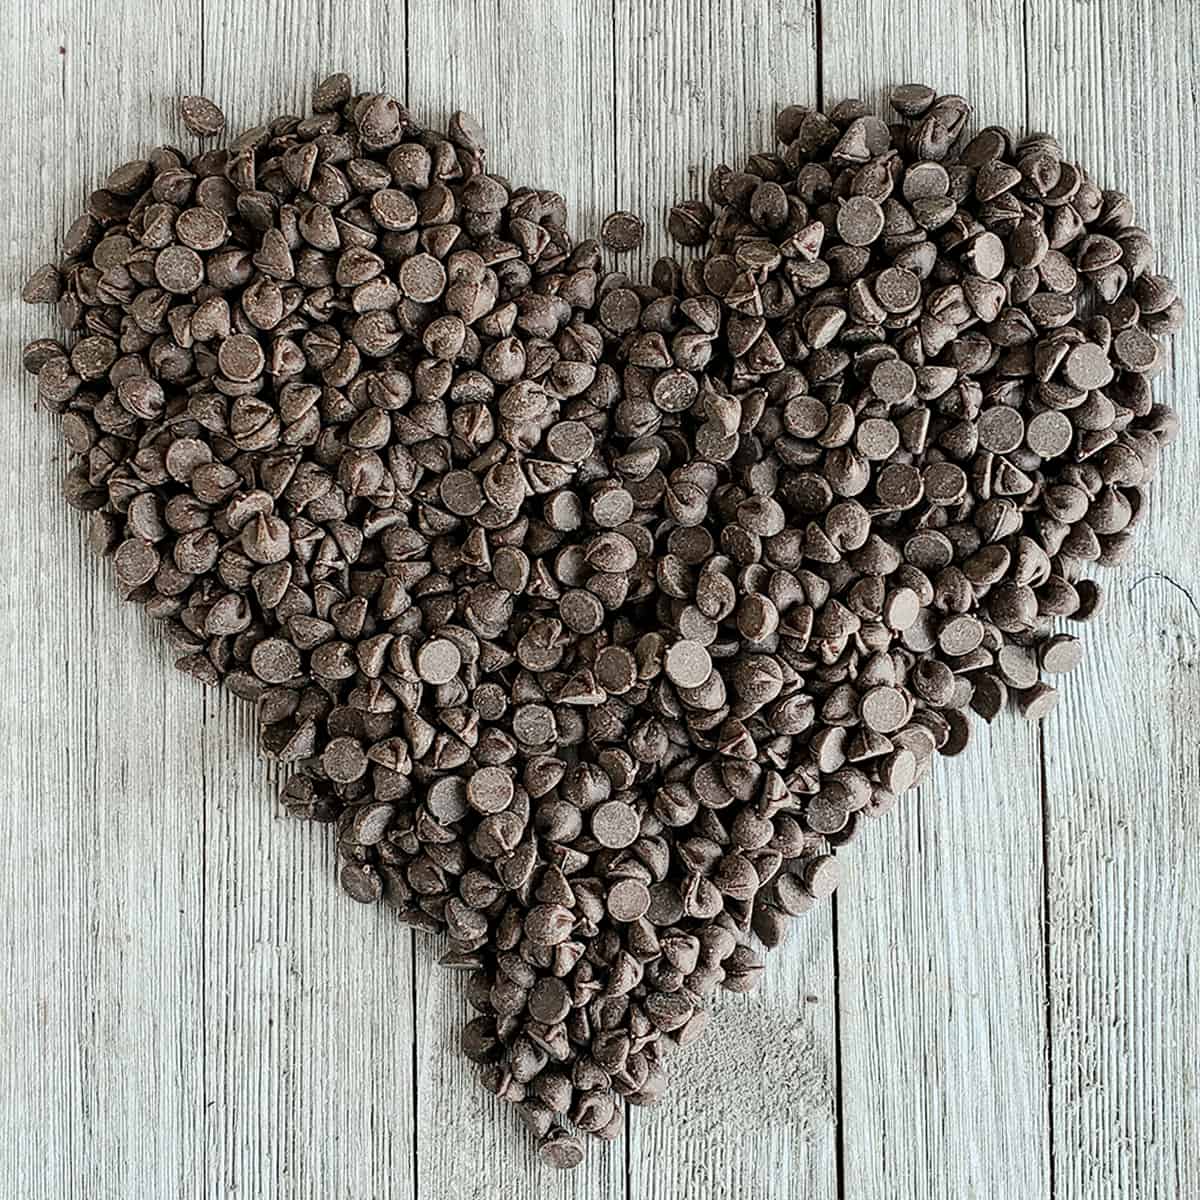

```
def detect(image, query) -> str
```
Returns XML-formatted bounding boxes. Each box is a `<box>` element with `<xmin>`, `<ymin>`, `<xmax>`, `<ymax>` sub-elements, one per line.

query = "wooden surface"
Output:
<box><xmin>1</xmin><ymin>1</ymin><xmax>1197</xmax><ymax>1197</ymax></box>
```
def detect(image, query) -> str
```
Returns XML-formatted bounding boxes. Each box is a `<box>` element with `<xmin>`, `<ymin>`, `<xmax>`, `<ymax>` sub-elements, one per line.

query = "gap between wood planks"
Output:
<box><xmin>198</xmin><ymin>9</ymin><xmax>210</xmax><ymax>1197</ymax></box>
<box><xmin>810</xmin><ymin>13</ymin><xmax>852</xmax><ymax>1200</ymax></box>
<box><xmin>1022</xmin><ymin>2</ymin><xmax>1057</xmax><ymax>1194</ymax></box>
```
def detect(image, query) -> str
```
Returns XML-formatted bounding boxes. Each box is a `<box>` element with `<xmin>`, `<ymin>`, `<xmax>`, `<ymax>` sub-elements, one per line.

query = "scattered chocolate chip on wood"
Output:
<box><xmin>19</xmin><ymin>77</ymin><xmax>1183</xmax><ymax>1167</ymax></box>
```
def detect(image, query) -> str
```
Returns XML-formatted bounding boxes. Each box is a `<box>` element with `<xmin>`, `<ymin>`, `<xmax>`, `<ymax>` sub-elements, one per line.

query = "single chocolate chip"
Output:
<box><xmin>539</xmin><ymin>1129</ymin><xmax>585</xmax><ymax>1169</ymax></box>
<box><xmin>837</xmin><ymin>195</ymin><xmax>885</xmax><ymax>246</ymax></box>
<box><xmin>938</xmin><ymin>614</ymin><xmax>984</xmax><ymax>657</ymax></box>
<box><xmin>468</xmin><ymin>766</ymin><xmax>515</xmax><ymax>814</ymax></box>
<box><xmin>860</xmin><ymin>686</ymin><xmax>908</xmax><ymax>734</ymax></box>
<box><xmin>180</xmin><ymin>94</ymin><xmax>226</xmax><ymax>137</ymax></box>
<box><xmin>607</xmin><ymin>879</ymin><xmax>651</xmax><ymax>922</ymax></box>
<box><xmin>323</xmin><ymin>736</ymin><xmax>367</xmax><ymax>783</ymax></box>
<box><xmin>1039</xmin><ymin>633</ymin><xmax>1083</xmax><ymax>674</ymax></box>
<box><xmin>1019</xmin><ymin>681</ymin><xmax>1060</xmax><ymax>720</ymax></box>
<box><xmin>600</xmin><ymin>210</ymin><xmax>644</xmax><ymax>253</ymax></box>
<box><xmin>417</xmin><ymin>637</ymin><xmax>462</xmax><ymax>684</ymax></box>
<box><xmin>870</xmin><ymin>359</ymin><xmax>917</xmax><ymax>403</ymax></box>
<box><xmin>803</xmin><ymin>855</ymin><xmax>841</xmax><ymax>899</ymax></box>
<box><xmin>1027</xmin><ymin>410</ymin><xmax>1073</xmax><ymax>457</ymax></box>
<box><xmin>978</xmin><ymin>406</ymin><xmax>1026</xmax><ymax>454</ymax></box>
<box><xmin>1062</xmin><ymin>342</ymin><xmax>1114</xmax><ymax>390</ymax></box>
<box><xmin>591</xmin><ymin>800</ymin><xmax>640</xmax><ymax>849</ymax></box>
<box><xmin>665</xmin><ymin>639</ymin><xmax>712</xmax><ymax>689</ymax></box>
<box><xmin>527</xmin><ymin>977</ymin><xmax>570</xmax><ymax>1024</ymax></box>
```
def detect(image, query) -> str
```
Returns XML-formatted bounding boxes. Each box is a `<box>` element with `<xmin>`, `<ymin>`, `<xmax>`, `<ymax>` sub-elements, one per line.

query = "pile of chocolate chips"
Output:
<box><xmin>19</xmin><ymin>77</ymin><xmax>1183</xmax><ymax>1168</ymax></box>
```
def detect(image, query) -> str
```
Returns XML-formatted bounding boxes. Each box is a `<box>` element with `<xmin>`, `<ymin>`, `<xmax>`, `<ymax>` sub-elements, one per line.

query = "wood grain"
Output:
<box><xmin>819</xmin><ymin>4</ymin><xmax>1054</xmax><ymax>1196</ymax></box>
<box><xmin>1026</xmin><ymin>4</ymin><xmax>1200</xmax><ymax>1198</ymax></box>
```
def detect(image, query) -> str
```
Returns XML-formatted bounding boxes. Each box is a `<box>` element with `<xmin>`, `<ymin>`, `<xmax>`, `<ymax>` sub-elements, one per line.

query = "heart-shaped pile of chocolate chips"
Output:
<box><xmin>19</xmin><ymin>76</ymin><xmax>1183</xmax><ymax>1168</ymax></box>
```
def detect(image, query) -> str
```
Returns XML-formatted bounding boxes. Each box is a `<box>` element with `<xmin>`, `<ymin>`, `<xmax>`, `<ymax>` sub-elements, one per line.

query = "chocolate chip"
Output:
<box><xmin>427</xmin><ymin>777</ymin><xmax>470</xmax><ymax>824</ymax></box>
<box><xmin>923</xmin><ymin>462</ymin><xmax>968</xmax><ymax>506</ymax></box>
<box><xmin>1039</xmin><ymin>633</ymin><xmax>1083</xmax><ymax>674</ymax></box>
<box><xmin>468</xmin><ymin>766</ymin><xmax>515</xmax><ymax>815</ymax></box>
<box><xmin>539</xmin><ymin>1129</ymin><xmax>585</xmax><ymax>1169</ymax></box>
<box><xmin>525</xmin><ymin>904</ymin><xmax>575</xmax><ymax>947</ymax></box>
<box><xmin>1112</xmin><ymin>327</ymin><xmax>1160</xmax><ymax>372</ymax></box>
<box><xmin>803</xmin><ymin>855</ymin><xmax>841</xmax><ymax>899</ymax></box>
<box><xmin>978</xmin><ymin>406</ymin><xmax>1026</xmax><ymax>454</ymax></box>
<box><xmin>527</xmin><ymin>977</ymin><xmax>570</xmax><ymax>1024</ymax></box>
<box><xmin>855</xmin><ymin>417</ymin><xmax>901</xmax><ymax>460</ymax></box>
<box><xmin>938</xmin><ymin>615</ymin><xmax>984</xmax><ymax>657</ymax></box>
<box><xmin>1062</xmin><ymin>342</ymin><xmax>1115</xmax><ymax>390</ymax></box>
<box><xmin>1019</xmin><ymin>681</ymin><xmax>1060</xmax><ymax>719</ymax></box>
<box><xmin>154</xmin><ymin>245</ymin><xmax>204</xmax><ymax>293</ymax></box>
<box><xmin>876</xmin><ymin>463</ymin><xmax>924</xmax><ymax>510</ymax></box>
<box><xmin>217</xmin><ymin>333</ymin><xmax>265</xmax><ymax>381</ymax></box>
<box><xmin>600</xmin><ymin>210</ymin><xmax>644</xmax><ymax>253</ymax></box>
<box><xmin>323</xmin><ymin>736</ymin><xmax>367</xmax><ymax>783</ymax></box>
<box><xmin>606</xmin><ymin>879</ymin><xmax>651</xmax><ymax>922</ymax></box>
<box><xmin>416</xmin><ymin>638</ymin><xmax>462</xmax><ymax>684</ymax></box>
<box><xmin>180</xmin><ymin>94</ymin><xmax>226</xmax><ymax>137</ymax></box>
<box><xmin>398</xmin><ymin>253</ymin><xmax>447</xmax><ymax>302</ymax></box>
<box><xmin>591</xmin><ymin>800</ymin><xmax>640</xmax><ymax>850</ymax></box>
<box><xmin>996</xmin><ymin>644</ymin><xmax>1040</xmax><ymax>689</ymax></box>
<box><xmin>837</xmin><ymin>195</ymin><xmax>885</xmax><ymax>246</ymax></box>
<box><xmin>1026</xmin><ymin>410</ymin><xmax>1074</xmax><ymax>458</ymax></box>
<box><xmin>664</xmin><ymin>639</ymin><xmax>712</xmax><ymax>688</ymax></box>
<box><xmin>870</xmin><ymin>359</ymin><xmax>917</xmax><ymax>403</ymax></box>
<box><xmin>595</xmin><ymin>646</ymin><xmax>637</xmax><ymax>694</ymax></box>
<box><xmin>860</xmin><ymin>686</ymin><xmax>909</xmax><ymax>734</ymax></box>
<box><xmin>667</xmin><ymin>199</ymin><xmax>713</xmax><ymax>246</ymax></box>
<box><xmin>875</xmin><ymin>266</ymin><xmax>921</xmax><ymax>312</ymax></box>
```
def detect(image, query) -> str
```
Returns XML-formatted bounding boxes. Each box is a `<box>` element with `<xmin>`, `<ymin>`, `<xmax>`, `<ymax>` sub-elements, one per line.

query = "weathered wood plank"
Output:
<box><xmin>200</xmin><ymin>4</ymin><xmax>418</xmax><ymax>1199</ymax></box>
<box><xmin>1026</xmin><ymin>4</ymin><xmax>1200</xmax><ymax>1198</ymax></box>
<box><xmin>613</xmin><ymin>4</ymin><xmax>838</xmax><ymax>1199</ymax></box>
<box><xmin>818</xmin><ymin>4</ymin><xmax>1052</xmax><ymax>1197</ymax></box>
<box><xmin>0</xmin><ymin>4</ymin><xmax>206</xmax><ymax>1200</ymax></box>
<box><xmin>406</xmin><ymin>4</ymin><xmax>625</xmax><ymax>1196</ymax></box>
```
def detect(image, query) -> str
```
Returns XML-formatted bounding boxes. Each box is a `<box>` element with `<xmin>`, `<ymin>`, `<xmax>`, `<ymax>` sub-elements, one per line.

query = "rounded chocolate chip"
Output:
<box><xmin>860</xmin><ymin>686</ymin><xmax>909</xmax><ymax>734</ymax></box>
<box><xmin>591</xmin><ymin>800</ymin><xmax>640</xmax><ymax>850</ymax></box>
<box><xmin>1062</xmin><ymin>342</ymin><xmax>1114</xmax><ymax>390</ymax></box>
<box><xmin>155</xmin><ymin>245</ymin><xmax>204</xmax><ymax>293</ymax></box>
<box><xmin>468</xmin><ymin>765</ymin><xmax>515</xmax><ymax>814</ymax></box>
<box><xmin>664</xmin><ymin>639</ymin><xmax>712</xmax><ymax>689</ymax></box>
<box><xmin>417</xmin><ymin>637</ymin><xmax>462</xmax><ymax>684</ymax></box>
<box><xmin>323</xmin><ymin>736</ymin><xmax>367</xmax><ymax>783</ymax></box>
<box><xmin>1027</xmin><ymin>410</ymin><xmax>1074</xmax><ymax>458</ymax></box>
<box><xmin>607</xmin><ymin>879</ymin><xmax>651</xmax><ymax>922</ymax></box>
<box><xmin>837</xmin><ymin>195</ymin><xmax>885</xmax><ymax>246</ymax></box>
<box><xmin>1039</xmin><ymin>633</ymin><xmax>1083</xmax><ymax>674</ymax></box>
<box><xmin>600</xmin><ymin>210</ymin><xmax>644</xmax><ymax>253</ymax></box>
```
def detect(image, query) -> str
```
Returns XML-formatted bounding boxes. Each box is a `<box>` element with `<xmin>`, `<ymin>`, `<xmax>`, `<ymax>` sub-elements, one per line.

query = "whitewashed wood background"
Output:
<box><xmin>2</xmin><ymin>2</ymin><xmax>1197</xmax><ymax>1197</ymax></box>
